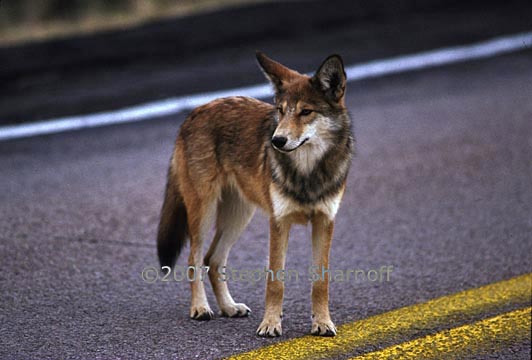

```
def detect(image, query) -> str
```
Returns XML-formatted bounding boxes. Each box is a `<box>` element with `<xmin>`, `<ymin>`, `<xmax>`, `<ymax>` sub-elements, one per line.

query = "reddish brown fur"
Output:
<box><xmin>175</xmin><ymin>97</ymin><xmax>275</xmax><ymax>212</ymax></box>
<box><xmin>157</xmin><ymin>52</ymin><xmax>352</xmax><ymax>336</ymax></box>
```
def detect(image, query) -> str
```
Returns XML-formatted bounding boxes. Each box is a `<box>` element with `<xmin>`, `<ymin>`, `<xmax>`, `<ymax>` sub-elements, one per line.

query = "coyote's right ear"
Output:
<box><xmin>256</xmin><ymin>51</ymin><xmax>299</xmax><ymax>93</ymax></box>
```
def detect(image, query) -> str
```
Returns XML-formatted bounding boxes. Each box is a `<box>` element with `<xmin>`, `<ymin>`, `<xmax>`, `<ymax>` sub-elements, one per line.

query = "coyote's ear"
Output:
<box><xmin>256</xmin><ymin>51</ymin><xmax>299</xmax><ymax>93</ymax></box>
<box><xmin>313</xmin><ymin>55</ymin><xmax>346</xmax><ymax>102</ymax></box>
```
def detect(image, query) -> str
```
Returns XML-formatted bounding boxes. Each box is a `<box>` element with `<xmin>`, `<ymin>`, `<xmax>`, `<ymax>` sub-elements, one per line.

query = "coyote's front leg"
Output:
<box><xmin>256</xmin><ymin>218</ymin><xmax>291</xmax><ymax>337</ymax></box>
<box><xmin>310</xmin><ymin>212</ymin><xmax>336</xmax><ymax>336</ymax></box>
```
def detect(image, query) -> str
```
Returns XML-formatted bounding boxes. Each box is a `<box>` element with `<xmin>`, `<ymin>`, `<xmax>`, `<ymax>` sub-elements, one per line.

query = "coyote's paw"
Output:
<box><xmin>190</xmin><ymin>305</ymin><xmax>214</xmax><ymax>321</ymax></box>
<box><xmin>256</xmin><ymin>315</ymin><xmax>282</xmax><ymax>337</ymax></box>
<box><xmin>221</xmin><ymin>303</ymin><xmax>251</xmax><ymax>318</ymax></box>
<box><xmin>311</xmin><ymin>318</ymin><xmax>337</xmax><ymax>337</ymax></box>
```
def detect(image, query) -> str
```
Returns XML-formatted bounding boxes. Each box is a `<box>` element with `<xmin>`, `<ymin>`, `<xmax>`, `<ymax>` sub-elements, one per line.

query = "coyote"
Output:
<box><xmin>157</xmin><ymin>52</ymin><xmax>353</xmax><ymax>337</ymax></box>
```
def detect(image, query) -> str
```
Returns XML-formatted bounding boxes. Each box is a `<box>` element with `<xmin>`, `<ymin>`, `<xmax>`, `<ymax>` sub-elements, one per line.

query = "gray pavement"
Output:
<box><xmin>1</xmin><ymin>47</ymin><xmax>531</xmax><ymax>358</ymax></box>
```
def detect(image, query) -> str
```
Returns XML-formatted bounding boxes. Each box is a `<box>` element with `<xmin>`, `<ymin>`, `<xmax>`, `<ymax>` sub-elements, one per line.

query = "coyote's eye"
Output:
<box><xmin>299</xmin><ymin>109</ymin><xmax>313</xmax><ymax>116</ymax></box>
<box><xmin>277</xmin><ymin>107</ymin><xmax>284</xmax><ymax>115</ymax></box>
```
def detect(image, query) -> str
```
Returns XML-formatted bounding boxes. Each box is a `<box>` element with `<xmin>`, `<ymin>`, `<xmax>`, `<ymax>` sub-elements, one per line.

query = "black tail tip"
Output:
<box><xmin>157</xmin><ymin>246</ymin><xmax>177</xmax><ymax>269</ymax></box>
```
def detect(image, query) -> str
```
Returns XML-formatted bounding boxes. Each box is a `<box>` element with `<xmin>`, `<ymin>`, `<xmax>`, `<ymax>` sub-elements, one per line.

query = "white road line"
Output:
<box><xmin>1</xmin><ymin>31</ymin><xmax>531</xmax><ymax>141</ymax></box>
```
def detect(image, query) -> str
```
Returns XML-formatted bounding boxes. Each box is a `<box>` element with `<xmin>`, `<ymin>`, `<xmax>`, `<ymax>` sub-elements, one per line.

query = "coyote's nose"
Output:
<box><xmin>272</xmin><ymin>136</ymin><xmax>288</xmax><ymax>149</ymax></box>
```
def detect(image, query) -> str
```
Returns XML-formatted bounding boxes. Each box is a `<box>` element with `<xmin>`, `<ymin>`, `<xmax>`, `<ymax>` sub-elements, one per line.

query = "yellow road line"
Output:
<box><xmin>350</xmin><ymin>307</ymin><xmax>531</xmax><ymax>360</ymax></box>
<box><xmin>226</xmin><ymin>273</ymin><xmax>531</xmax><ymax>360</ymax></box>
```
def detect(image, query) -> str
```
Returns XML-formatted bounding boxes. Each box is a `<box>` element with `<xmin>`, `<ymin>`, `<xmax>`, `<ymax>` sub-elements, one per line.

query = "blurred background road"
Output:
<box><xmin>1</xmin><ymin>0</ymin><xmax>532</xmax><ymax>125</ymax></box>
<box><xmin>1</xmin><ymin>0</ymin><xmax>531</xmax><ymax>359</ymax></box>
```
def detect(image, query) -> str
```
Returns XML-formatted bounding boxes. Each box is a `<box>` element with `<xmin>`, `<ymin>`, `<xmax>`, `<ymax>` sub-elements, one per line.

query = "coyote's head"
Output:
<box><xmin>256</xmin><ymin>52</ymin><xmax>348</xmax><ymax>156</ymax></box>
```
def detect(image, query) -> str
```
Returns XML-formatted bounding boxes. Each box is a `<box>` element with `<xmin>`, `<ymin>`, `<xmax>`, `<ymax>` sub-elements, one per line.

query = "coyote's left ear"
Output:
<box><xmin>313</xmin><ymin>55</ymin><xmax>346</xmax><ymax>103</ymax></box>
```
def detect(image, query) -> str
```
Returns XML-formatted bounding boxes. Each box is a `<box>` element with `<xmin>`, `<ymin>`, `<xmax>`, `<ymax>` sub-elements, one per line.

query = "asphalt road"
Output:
<box><xmin>1</xmin><ymin>2</ymin><xmax>532</xmax><ymax>360</ymax></box>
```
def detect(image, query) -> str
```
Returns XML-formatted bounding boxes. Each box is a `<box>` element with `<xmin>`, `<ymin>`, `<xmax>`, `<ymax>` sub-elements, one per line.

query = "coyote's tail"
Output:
<box><xmin>157</xmin><ymin>170</ymin><xmax>188</xmax><ymax>269</ymax></box>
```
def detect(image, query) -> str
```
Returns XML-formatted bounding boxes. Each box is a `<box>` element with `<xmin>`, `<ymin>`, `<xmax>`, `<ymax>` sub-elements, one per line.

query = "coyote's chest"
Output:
<box><xmin>271</xmin><ymin>136</ymin><xmax>350</xmax><ymax>183</ymax></box>
<box><xmin>269</xmin><ymin>182</ymin><xmax>345</xmax><ymax>222</ymax></box>
<box><xmin>268</xmin><ymin>142</ymin><xmax>351</xmax><ymax>221</ymax></box>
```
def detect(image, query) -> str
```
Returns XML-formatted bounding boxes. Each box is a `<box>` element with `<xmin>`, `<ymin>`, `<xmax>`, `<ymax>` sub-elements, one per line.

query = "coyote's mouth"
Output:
<box><xmin>273</xmin><ymin>137</ymin><xmax>309</xmax><ymax>153</ymax></box>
